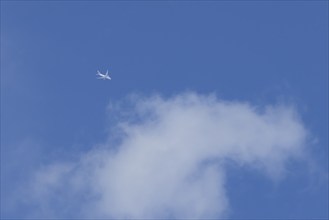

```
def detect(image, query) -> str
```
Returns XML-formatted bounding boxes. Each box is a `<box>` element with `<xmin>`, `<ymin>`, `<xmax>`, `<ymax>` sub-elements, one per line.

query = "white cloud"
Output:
<box><xmin>27</xmin><ymin>92</ymin><xmax>309</xmax><ymax>218</ymax></box>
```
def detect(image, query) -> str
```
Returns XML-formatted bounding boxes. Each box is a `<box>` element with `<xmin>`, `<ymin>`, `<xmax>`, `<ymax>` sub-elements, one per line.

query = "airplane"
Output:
<box><xmin>96</xmin><ymin>70</ymin><xmax>111</xmax><ymax>80</ymax></box>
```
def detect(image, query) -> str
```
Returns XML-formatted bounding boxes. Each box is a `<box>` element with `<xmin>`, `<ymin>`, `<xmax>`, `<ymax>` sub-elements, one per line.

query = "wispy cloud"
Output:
<box><xmin>23</xmin><ymin>92</ymin><xmax>309</xmax><ymax>218</ymax></box>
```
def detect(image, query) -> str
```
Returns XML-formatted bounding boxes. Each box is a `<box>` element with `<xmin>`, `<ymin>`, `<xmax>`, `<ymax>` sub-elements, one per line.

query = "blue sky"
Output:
<box><xmin>1</xmin><ymin>1</ymin><xmax>328</xmax><ymax>219</ymax></box>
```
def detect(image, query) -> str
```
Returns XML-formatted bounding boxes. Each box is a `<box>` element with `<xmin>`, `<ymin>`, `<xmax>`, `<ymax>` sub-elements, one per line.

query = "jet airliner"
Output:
<box><xmin>96</xmin><ymin>70</ymin><xmax>111</xmax><ymax>80</ymax></box>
